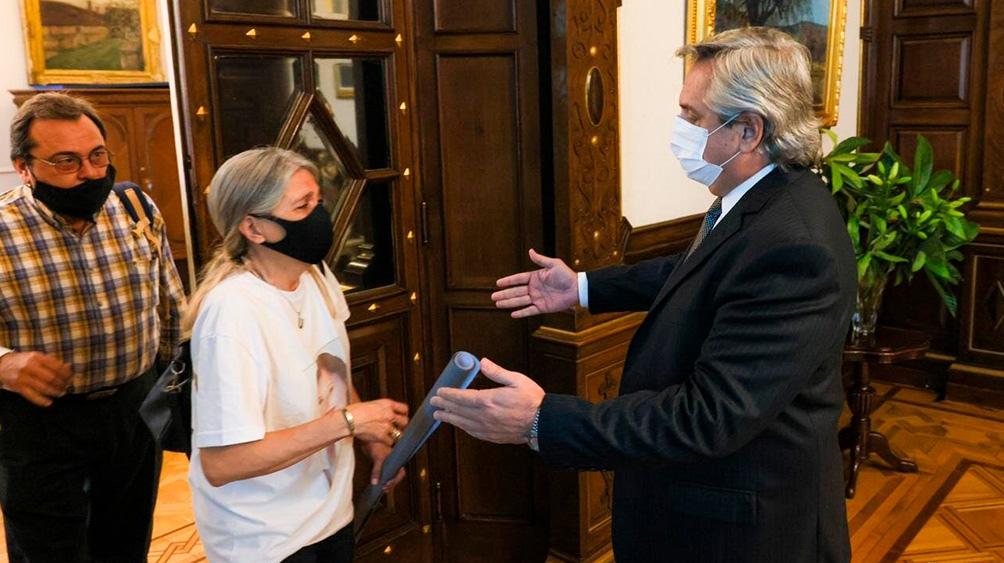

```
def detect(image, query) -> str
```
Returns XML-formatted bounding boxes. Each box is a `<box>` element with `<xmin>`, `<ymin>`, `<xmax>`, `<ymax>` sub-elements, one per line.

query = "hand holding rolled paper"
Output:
<box><xmin>431</xmin><ymin>357</ymin><xmax>544</xmax><ymax>445</ymax></box>
<box><xmin>353</xmin><ymin>351</ymin><xmax>481</xmax><ymax>539</ymax></box>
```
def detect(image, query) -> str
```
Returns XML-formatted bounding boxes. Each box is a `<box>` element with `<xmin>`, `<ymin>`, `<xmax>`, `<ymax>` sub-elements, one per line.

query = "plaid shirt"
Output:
<box><xmin>0</xmin><ymin>184</ymin><xmax>186</xmax><ymax>393</ymax></box>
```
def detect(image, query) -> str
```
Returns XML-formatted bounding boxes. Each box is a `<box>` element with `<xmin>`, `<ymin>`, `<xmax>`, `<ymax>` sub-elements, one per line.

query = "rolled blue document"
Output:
<box><xmin>353</xmin><ymin>351</ymin><xmax>480</xmax><ymax>539</ymax></box>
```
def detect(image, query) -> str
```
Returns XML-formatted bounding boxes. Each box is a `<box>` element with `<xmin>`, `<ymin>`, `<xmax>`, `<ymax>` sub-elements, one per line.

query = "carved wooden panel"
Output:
<box><xmin>583</xmin><ymin>366</ymin><xmax>620</xmax><ymax>536</ymax></box>
<box><xmin>437</xmin><ymin>55</ymin><xmax>522</xmax><ymax>290</ymax></box>
<box><xmin>893</xmin><ymin>127</ymin><xmax>967</xmax><ymax>181</ymax></box>
<box><xmin>434</xmin><ymin>0</ymin><xmax>515</xmax><ymax>33</ymax></box>
<box><xmin>349</xmin><ymin>316</ymin><xmax>425</xmax><ymax>561</ymax></box>
<box><xmin>896</xmin><ymin>0</ymin><xmax>974</xmax><ymax>17</ymax></box>
<box><xmin>893</xmin><ymin>34</ymin><xmax>970</xmax><ymax>106</ymax></box>
<box><xmin>968</xmin><ymin>251</ymin><xmax>1004</xmax><ymax>358</ymax></box>
<box><xmin>568</xmin><ymin>2</ymin><xmax>621</xmax><ymax>270</ymax></box>
<box><xmin>551</xmin><ymin>0</ymin><xmax>622</xmax><ymax>272</ymax></box>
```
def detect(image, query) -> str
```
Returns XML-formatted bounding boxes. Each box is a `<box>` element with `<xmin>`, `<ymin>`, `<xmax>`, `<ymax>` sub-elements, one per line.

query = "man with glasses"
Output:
<box><xmin>0</xmin><ymin>92</ymin><xmax>186</xmax><ymax>562</ymax></box>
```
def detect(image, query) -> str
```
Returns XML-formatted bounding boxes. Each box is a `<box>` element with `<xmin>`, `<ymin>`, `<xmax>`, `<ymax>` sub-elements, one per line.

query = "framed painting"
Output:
<box><xmin>20</xmin><ymin>0</ymin><xmax>164</xmax><ymax>85</ymax></box>
<box><xmin>686</xmin><ymin>0</ymin><xmax>847</xmax><ymax>127</ymax></box>
<box><xmin>313</xmin><ymin>0</ymin><xmax>351</xmax><ymax>20</ymax></box>
<box><xmin>334</xmin><ymin>62</ymin><xmax>354</xmax><ymax>99</ymax></box>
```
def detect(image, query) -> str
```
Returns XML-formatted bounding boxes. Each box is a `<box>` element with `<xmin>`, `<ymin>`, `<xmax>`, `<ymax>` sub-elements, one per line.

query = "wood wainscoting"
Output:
<box><xmin>861</xmin><ymin>0</ymin><xmax>1004</xmax><ymax>393</ymax></box>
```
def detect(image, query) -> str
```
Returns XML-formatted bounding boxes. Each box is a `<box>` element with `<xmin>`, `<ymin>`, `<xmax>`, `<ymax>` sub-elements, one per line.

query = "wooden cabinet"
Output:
<box><xmin>11</xmin><ymin>88</ymin><xmax>190</xmax><ymax>287</ymax></box>
<box><xmin>168</xmin><ymin>0</ymin><xmax>627</xmax><ymax>560</ymax></box>
<box><xmin>860</xmin><ymin>0</ymin><xmax>1004</xmax><ymax>392</ymax></box>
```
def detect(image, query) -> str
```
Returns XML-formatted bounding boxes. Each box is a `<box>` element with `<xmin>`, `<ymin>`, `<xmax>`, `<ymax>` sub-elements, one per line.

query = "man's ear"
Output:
<box><xmin>237</xmin><ymin>216</ymin><xmax>266</xmax><ymax>244</ymax></box>
<box><xmin>739</xmin><ymin>112</ymin><xmax>766</xmax><ymax>153</ymax></box>
<box><xmin>12</xmin><ymin>158</ymin><xmax>32</xmax><ymax>186</ymax></box>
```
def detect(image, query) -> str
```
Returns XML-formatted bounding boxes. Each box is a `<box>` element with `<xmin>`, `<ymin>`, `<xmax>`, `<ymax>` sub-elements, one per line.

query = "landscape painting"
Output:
<box><xmin>687</xmin><ymin>0</ymin><xmax>846</xmax><ymax>127</ymax></box>
<box><xmin>21</xmin><ymin>0</ymin><xmax>163</xmax><ymax>84</ymax></box>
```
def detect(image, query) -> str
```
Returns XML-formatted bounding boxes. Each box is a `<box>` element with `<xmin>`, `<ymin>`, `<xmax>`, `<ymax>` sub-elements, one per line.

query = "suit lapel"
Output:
<box><xmin>648</xmin><ymin>167</ymin><xmax>802</xmax><ymax>311</ymax></box>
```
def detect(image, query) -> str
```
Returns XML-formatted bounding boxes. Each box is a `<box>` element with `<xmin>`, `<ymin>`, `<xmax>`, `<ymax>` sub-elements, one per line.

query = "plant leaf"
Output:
<box><xmin>913</xmin><ymin>135</ymin><xmax>933</xmax><ymax>193</ymax></box>
<box><xmin>925</xmin><ymin>271</ymin><xmax>958</xmax><ymax>316</ymax></box>
<box><xmin>875</xmin><ymin>251</ymin><xmax>908</xmax><ymax>263</ymax></box>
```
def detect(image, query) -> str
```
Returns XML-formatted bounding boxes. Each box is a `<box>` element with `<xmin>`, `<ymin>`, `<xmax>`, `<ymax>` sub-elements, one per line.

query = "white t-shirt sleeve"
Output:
<box><xmin>193</xmin><ymin>334</ymin><xmax>268</xmax><ymax>448</ymax></box>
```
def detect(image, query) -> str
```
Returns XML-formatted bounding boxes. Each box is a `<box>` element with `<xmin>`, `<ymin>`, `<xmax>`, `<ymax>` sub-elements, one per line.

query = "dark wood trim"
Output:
<box><xmin>621</xmin><ymin>214</ymin><xmax>701</xmax><ymax>264</ymax></box>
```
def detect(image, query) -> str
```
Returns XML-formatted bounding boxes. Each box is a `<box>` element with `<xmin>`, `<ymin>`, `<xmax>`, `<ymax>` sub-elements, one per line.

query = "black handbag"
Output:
<box><xmin>139</xmin><ymin>340</ymin><xmax>193</xmax><ymax>456</ymax></box>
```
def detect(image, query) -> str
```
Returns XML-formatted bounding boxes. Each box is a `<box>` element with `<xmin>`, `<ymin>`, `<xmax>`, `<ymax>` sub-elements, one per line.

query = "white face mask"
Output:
<box><xmin>670</xmin><ymin>115</ymin><xmax>741</xmax><ymax>186</ymax></box>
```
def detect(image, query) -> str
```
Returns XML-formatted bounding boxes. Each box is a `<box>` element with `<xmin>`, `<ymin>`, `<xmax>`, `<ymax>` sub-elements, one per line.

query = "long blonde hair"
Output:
<box><xmin>181</xmin><ymin>147</ymin><xmax>319</xmax><ymax>335</ymax></box>
<box><xmin>676</xmin><ymin>27</ymin><xmax>820</xmax><ymax>168</ymax></box>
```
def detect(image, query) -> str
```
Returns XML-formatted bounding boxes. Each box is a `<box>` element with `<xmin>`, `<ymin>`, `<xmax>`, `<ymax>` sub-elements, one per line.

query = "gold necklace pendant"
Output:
<box><xmin>298</xmin><ymin>315</ymin><xmax>304</xmax><ymax>329</ymax></box>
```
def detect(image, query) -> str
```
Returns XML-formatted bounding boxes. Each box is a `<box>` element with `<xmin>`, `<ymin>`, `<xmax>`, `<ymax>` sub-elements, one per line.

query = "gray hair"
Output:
<box><xmin>9</xmin><ymin>92</ymin><xmax>107</xmax><ymax>161</ymax></box>
<box><xmin>183</xmin><ymin>147</ymin><xmax>318</xmax><ymax>334</ymax></box>
<box><xmin>206</xmin><ymin>146</ymin><xmax>318</xmax><ymax>262</ymax></box>
<box><xmin>676</xmin><ymin>27</ymin><xmax>820</xmax><ymax>168</ymax></box>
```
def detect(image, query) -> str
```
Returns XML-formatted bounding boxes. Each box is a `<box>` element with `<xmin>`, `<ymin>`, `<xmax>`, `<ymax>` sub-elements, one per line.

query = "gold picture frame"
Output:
<box><xmin>20</xmin><ymin>0</ymin><xmax>164</xmax><ymax>85</ymax></box>
<box><xmin>685</xmin><ymin>0</ymin><xmax>847</xmax><ymax>127</ymax></box>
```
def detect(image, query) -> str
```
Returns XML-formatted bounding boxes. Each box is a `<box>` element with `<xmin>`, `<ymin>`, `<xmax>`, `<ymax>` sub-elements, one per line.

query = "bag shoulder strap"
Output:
<box><xmin>308</xmin><ymin>264</ymin><xmax>339</xmax><ymax>320</ymax></box>
<box><xmin>113</xmin><ymin>182</ymin><xmax>161</xmax><ymax>258</ymax></box>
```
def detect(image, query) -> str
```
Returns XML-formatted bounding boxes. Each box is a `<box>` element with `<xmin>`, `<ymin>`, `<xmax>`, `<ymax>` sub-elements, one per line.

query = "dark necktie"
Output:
<box><xmin>685</xmin><ymin>197</ymin><xmax>723</xmax><ymax>261</ymax></box>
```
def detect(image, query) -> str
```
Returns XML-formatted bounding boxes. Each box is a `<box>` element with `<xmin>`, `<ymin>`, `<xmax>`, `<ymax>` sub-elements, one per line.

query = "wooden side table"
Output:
<box><xmin>839</xmin><ymin>327</ymin><xmax>928</xmax><ymax>498</ymax></box>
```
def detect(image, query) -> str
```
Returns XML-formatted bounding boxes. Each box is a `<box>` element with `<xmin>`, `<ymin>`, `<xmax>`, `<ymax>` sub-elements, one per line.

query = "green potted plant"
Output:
<box><xmin>818</xmin><ymin>131</ymin><xmax>980</xmax><ymax>342</ymax></box>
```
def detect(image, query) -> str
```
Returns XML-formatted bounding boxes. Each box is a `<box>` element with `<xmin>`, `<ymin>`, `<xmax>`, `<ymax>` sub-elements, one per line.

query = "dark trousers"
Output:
<box><xmin>281</xmin><ymin>524</ymin><xmax>354</xmax><ymax>563</ymax></box>
<box><xmin>0</xmin><ymin>369</ymin><xmax>160</xmax><ymax>563</ymax></box>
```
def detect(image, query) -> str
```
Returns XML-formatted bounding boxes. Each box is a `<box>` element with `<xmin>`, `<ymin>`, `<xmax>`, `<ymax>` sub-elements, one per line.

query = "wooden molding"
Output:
<box><xmin>622</xmin><ymin>214</ymin><xmax>702</xmax><ymax>264</ymax></box>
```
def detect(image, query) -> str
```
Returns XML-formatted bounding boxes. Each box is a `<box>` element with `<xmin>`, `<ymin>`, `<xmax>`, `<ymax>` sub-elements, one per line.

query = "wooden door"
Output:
<box><xmin>169</xmin><ymin>1</ymin><xmax>431</xmax><ymax>560</ymax></box>
<box><xmin>860</xmin><ymin>0</ymin><xmax>991</xmax><ymax>353</ymax></box>
<box><xmin>413</xmin><ymin>1</ymin><xmax>548</xmax><ymax>561</ymax></box>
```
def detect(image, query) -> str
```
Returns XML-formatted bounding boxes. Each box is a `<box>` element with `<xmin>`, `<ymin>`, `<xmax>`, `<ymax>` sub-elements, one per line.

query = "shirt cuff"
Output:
<box><xmin>577</xmin><ymin>272</ymin><xmax>589</xmax><ymax>309</ymax></box>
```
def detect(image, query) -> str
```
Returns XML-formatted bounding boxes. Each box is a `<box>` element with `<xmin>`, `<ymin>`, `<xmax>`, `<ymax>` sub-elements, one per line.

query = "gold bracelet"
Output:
<box><xmin>341</xmin><ymin>408</ymin><xmax>355</xmax><ymax>435</ymax></box>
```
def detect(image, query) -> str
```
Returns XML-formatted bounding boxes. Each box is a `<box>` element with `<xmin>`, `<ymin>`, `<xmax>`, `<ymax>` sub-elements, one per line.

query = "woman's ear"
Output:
<box><xmin>237</xmin><ymin>216</ymin><xmax>266</xmax><ymax>244</ymax></box>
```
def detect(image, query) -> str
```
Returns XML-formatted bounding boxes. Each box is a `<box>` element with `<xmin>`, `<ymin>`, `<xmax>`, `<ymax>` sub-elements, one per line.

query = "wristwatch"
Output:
<box><xmin>526</xmin><ymin>406</ymin><xmax>542</xmax><ymax>452</ymax></box>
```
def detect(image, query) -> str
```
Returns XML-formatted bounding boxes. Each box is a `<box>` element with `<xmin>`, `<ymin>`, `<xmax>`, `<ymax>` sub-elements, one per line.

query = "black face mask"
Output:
<box><xmin>31</xmin><ymin>165</ymin><xmax>116</xmax><ymax>220</ymax></box>
<box><xmin>253</xmin><ymin>204</ymin><xmax>334</xmax><ymax>265</ymax></box>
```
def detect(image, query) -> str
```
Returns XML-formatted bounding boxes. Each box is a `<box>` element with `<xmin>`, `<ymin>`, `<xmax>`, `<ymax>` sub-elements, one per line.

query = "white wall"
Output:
<box><xmin>0</xmin><ymin>2</ymin><xmax>30</xmax><ymax>188</ymax></box>
<box><xmin>617</xmin><ymin>0</ymin><xmax>862</xmax><ymax>227</ymax></box>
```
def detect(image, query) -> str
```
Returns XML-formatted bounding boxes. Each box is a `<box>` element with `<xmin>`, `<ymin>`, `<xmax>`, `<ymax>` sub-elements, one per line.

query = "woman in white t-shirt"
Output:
<box><xmin>181</xmin><ymin>147</ymin><xmax>409</xmax><ymax>563</ymax></box>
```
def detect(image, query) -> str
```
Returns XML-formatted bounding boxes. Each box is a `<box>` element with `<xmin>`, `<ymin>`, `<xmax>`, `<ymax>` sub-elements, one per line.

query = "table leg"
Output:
<box><xmin>867</xmin><ymin>431</ymin><xmax>918</xmax><ymax>473</ymax></box>
<box><xmin>842</xmin><ymin>362</ymin><xmax>875</xmax><ymax>498</ymax></box>
<box><xmin>841</xmin><ymin>361</ymin><xmax>918</xmax><ymax>499</ymax></box>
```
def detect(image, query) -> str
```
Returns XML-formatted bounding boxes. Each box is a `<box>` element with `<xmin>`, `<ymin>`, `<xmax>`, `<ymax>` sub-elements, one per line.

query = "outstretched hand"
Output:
<box><xmin>491</xmin><ymin>249</ymin><xmax>578</xmax><ymax>318</ymax></box>
<box><xmin>431</xmin><ymin>358</ymin><xmax>544</xmax><ymax>445</ymax></box>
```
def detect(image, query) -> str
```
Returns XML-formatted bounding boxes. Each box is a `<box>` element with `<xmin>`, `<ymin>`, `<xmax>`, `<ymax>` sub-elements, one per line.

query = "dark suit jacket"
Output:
<box><xmin>538</xmin><ymin>167</ymin><xmax>855</xmax><ymax>562</ymax></box>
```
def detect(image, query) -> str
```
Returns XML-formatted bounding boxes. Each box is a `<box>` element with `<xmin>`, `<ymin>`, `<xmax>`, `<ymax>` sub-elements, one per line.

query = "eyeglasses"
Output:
<box><xmin>29</xmin><ymin>148</ymin><xmax>113</xmax><ymax>174</ymax></box>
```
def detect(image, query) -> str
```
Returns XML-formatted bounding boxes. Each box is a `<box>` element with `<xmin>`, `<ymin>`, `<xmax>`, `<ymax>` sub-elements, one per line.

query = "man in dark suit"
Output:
<box><xmin>431</xmin><ymin>27</ymin><xmax>855</xmax><ymax>562</ymax></box>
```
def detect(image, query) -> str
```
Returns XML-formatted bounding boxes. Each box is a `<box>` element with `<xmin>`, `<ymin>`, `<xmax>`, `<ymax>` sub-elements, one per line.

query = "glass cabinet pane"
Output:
<box><xmin>311</xmin><ymin>0</ymin><xmax>382</xmax><ymax>22</ymax></box>
<box><xmin>293</xmin><ymin>114</ymin><xmax>354</xmax><ymax>220</ymax></box>
<box><xmin>332</xmin><ymin>182</ymin><xmax>395</xmax><ymax>292</ymax></box>
<box><xmin>215</xmin><ymin>55</ymin><xmax>303</xmax><ymax>158</ymax></box>
<box><xmin>315</xmin><ymin>58</ymin><xmax>390</xmax><ymax>169</ymax></box>
<box><xmin>209</xmin><ymin>0</ymin><xmax>296</xmax><ymax>17</ymax></box>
